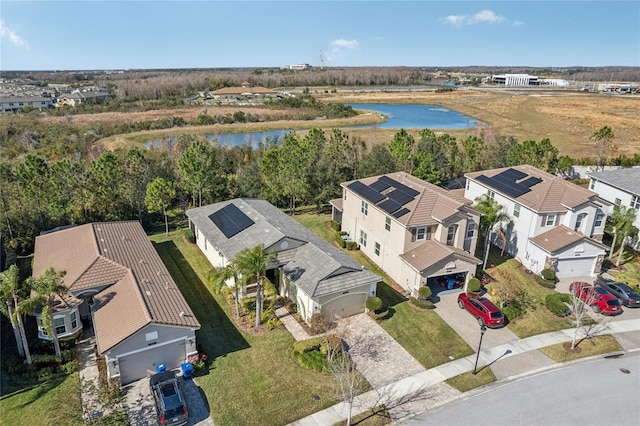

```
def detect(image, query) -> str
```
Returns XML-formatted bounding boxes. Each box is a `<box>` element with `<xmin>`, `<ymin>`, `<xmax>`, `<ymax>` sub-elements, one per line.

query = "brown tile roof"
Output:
<box><xmin>466</xmin><ymin>165</ymin><xmax>604</xmax><ymax>213</ymax></box>
<box><xmin>528</xmin><ymin>225</ymin><xmax>608</xmax><ymax>254</ymax></box>
<box><xmin>329</xmin><ymin>198</ymin><xmax>343</xmax><ymax>211</ymax></box>
<box><xmin>343</xmin><ymin>172</ymin><xmax>477</xmax><ymax>227</ymax></box>
<box><xmin>399</xmin><ymin>240</ymin><xmax>482</xmax><ymax>272</ymax></box>
<box><xmin>32</xmin><ymin>221</ymin><xmax>200</xmax><ymax>353</ymax></box>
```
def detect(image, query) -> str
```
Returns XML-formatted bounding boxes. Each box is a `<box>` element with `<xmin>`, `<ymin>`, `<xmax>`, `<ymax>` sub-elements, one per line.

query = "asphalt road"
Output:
<box><xmin>405</xmin><ymin>351</ymin><xmax>640</xmax><ymax>426</ymax></box>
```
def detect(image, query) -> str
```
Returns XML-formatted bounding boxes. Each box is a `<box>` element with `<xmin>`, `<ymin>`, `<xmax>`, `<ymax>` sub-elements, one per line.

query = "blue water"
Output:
<box><xmin>144</xmin><ymin>104</ymin><xmax>480</xmax><ymax>148</ymax></box>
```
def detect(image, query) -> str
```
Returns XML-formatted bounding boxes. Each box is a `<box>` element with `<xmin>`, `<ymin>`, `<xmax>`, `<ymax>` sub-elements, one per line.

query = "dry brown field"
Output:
<box><xmin>88</xmin><ymin>88</ymin><xmax>640</xmax><ymax>158</ymax></box>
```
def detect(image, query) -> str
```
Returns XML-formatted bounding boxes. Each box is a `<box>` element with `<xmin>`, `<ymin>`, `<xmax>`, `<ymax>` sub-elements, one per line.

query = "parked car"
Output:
<box><xmin>457</xmin><ymin>292</ymin><xmax>505</xmax><ymax>328</ymax></box>
<box><xmin>596</xmin><ymin>280</ymin><xmax>640</xmax><ymax>307</ymax></box>
<box><xmin>569</xmin><ymin>281</ymin><xmax>623</xmax><ymax>315</ymax></box>
<box><xmin>149</xmin><ymin>371</ymin><xmax>189</xmax><ymax>426</ymax></box>
<box><xmin>437</xmin><ymin>273</ymin><xmax>465</xmax><ymax>290</ymax></box>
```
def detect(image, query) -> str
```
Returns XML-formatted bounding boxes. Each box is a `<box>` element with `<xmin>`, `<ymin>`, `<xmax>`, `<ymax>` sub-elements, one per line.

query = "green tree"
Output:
<box><xmin>0</xmin><ymin>265</ymin><xmax>32</xmax><ymax>363</ymax></box>
<box><xmin>461</xmin><ymin>135</ymin><xmax>486</xmax><ymax>172</ymax></box>
<box><xmin>124</xmin><ymin>148</ymin><xmax>153</xmax><ymax>221</ymax></box>
<box><xmin>233</xmin><ymin>243</ymin><xmax>275</xmax><ymax>327</ymax></box>
<box><xmin>591</xmin><ymin>126</ymin><xmax>615</xmax><ymax>172</ymax></box>
<box><xmin>607</xmin><ymin>205</ymin><xmax>638</xmax><ymax>266</ymax></box>
<box><xmin>507</xmin><ymin>139</ymin><xmax>559</xmax><ymax>172</ymax></box>
<box><xmin>358</xmin><ymin>144</ymin><xmax>398</xmax><ymax>178</ymax></box>
<box><xmin>474</xmin><ymin>194</ymin><xmax>510</xmax><ymax>270</ymax></box>
<box><xmin>388</xmin><ymin>129</ymin><xmax>415</xmax><ymax>172</ymax></box>
<box><xmin>87</xmin><ymin>152</ymin><xmax>126</xmax><ymax>221</ymax></box>
<box><xmin>15</xmin><ymin>154</ymin><xmax>50</xmax><ymax>229</ymax></box>
<box><xmin>177</xmin><ymin>138</ymin><xmax>218</xmax><ymax>207</ymax></box>
<box><xmin>209</xmin><ymin>262</ymin><xmax>243</xmax><ymax>319</ymax></box>
<box><xmin>145</xmin><ymin>177</ymin><xmax>176</xmax><ymax>235</ymax></box>
<box><xmin>20</xmin><ymin>268</ymin><xmax>68</xmax><ymax>358</ymax></box>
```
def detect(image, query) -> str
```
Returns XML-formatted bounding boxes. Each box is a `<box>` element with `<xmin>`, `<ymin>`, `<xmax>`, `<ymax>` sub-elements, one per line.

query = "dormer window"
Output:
<box><xmin>574</xmin><ymin>213</ymin><xmax>587</xmax><ymax>232</ymax></box>
<box><xmin>544</xmin><ymin>214</ymin><xmax>556</xmax><ymax>227</ymax></box>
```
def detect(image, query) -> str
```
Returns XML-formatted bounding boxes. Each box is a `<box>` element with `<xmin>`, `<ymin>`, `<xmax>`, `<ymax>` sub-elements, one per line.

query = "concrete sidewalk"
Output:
<box><xmin>289</xmin><ymin>318</ymin><xmax>640</xmax><ymax>425</ymax></box>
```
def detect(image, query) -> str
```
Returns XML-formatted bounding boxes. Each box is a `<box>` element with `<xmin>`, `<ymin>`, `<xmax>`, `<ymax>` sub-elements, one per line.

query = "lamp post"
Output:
<box><xmin>472</xmin><ymin>324</ymin><xmax>487</xmax><ymax>375</ymax></box>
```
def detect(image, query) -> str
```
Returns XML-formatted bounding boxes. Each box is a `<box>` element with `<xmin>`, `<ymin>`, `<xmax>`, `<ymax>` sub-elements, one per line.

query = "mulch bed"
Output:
<box><xmin>562</xmin><ymin>342</ymin><xmax>582</xmax><ymax>353</ymax></box>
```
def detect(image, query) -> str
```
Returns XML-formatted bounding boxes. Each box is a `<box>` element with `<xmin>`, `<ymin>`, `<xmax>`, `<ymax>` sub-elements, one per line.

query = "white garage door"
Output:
<box><xmin>118</xmin><ymin>340</ymin><xmax>186</xmax><ymax>385</ymax></box>
<box><xmin>556</xmin><ymin>257</ymin><xmax>595</xmax><ymax>278</ymax></box>
<box><xmin>322</xmin><ymin>293</ymin><xmax>367</xmax><ymax>320</ymax></box>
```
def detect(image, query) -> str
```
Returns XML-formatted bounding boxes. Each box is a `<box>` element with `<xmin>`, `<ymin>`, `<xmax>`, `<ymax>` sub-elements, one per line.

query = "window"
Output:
<box><xmin>375</xmin><ymin>242</ymin><xmax>380</xmax><ymax>256</ymax></box>
<box><xmin>466</xmin><ymin>180</ymin><xmax>470</xmax><ymax>190</ymax></box>
<box><xmin>70</xmin><ymin>311</ymin><xmax>78</xmax><ymax>329</ymax></box>
<box><xmin>615</xmin><ymin>198</ymin><xmax>621</xmax><ymax>206</ymax></box>
<box><xmin>631</xmin><ymin>195</ymin><xmax>640</xmax><ymax>209</ymax></box>
<box><xmin>385</xmin><ymin>217</ymin><xmax>391</xmax><ymax>232</ymax></box>
<box><xmin>54</xmin><ymin>317</ymin><xmax>66</xmax><ymax>335</ymax></box>
<box><xmin>204</xmin><ymin>239</ymin><xmax>207</xmax><ymax>250</ymax></box>
<box><xmin>589</xmin><ymin>179</ymin><xmax>596</xmax><ymax>190</ymax></box>
<box><xmin>359</xmin><ymin>230</ymin><xmax>367</xmax><ymax>247</ymax></box>
<box><xmin>545</xmin><ymin>214</ymin><xmax>556</xmax><ymax>226</ymax></box>
<box><xmin>595</xmin><ymin>212</ymin><xmax>605</xmax><ymax>227</ymax></box>
<box><xmin>361</xmin><ymin>200</ymin><xmax>368</xmax><ymax>215</ymax></box>
<box><xmin>487</xmin><ymin>190</ymin><xmax>495</xmax><ymax>200</ymax></box>
<box><xmin>416</xmin><ymin>226</ymin><xmax>432</xmax><ymax>241</ymax></box>
<box><xmin>574</xmin><ymin>213</ymin><xmax>587</xmax><ymax>232</ymax></box>
<box><xmin>513</xmin><ymin>203</ymin><xmax>521</xmax><ymax>218</ymax></box>
<box><xmin>466</xmin><ymin>222</ymin><xmax>476</xmax><ymax>239</ymax></box>
<box><xmin>446</xmin><ymin>225</ymin><xmax>457</xmax><ymax>246</ymax></box>
<box><xmin>145</xmin><ymin>331</ymin><xmax>159</xmax><ymax>341</ymax></box>
<box><xmin>343</xmin><ymin>188</ymin><xmax>347</xmax><ymax>200</ymax></box>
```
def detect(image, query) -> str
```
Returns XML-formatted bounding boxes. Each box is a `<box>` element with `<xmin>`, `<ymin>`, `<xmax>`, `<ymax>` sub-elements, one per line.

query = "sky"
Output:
<box><xmin>1</xmin><ymin>1</ymin><xmax>639</xmax><ymax>71</ymax></box>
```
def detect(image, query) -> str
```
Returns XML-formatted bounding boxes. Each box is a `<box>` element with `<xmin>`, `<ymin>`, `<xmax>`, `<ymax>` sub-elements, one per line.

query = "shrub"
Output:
<box><xmin>410</xmin><ymin>297</ymin><xmax>435</xmax><ymax>309</ymax></box>
<box><xmin>292</xmin><ymin>336</ymin><xmax>342</xmax><ymax>372</ymax></box>
<box><xmin>266</xmin><ymin>316</ymin><xmax>283</xmax><ymax>330</ymax></box>
<box><xmin>61</xmin><ymin>361</ymin><xmax>78</xmax><ymax>374</ymax></box>
<box><xmin>467</xmin><ymin>278</ymin><xmax>482</xmax><ymax>294</ymax></box>
<box><xmin>366</xmin><ymin>296</ymin><xmax>383</xmax><ymax>312</ymax></box>
<box><xmin>309</xmin><ymin>313</ymin><xmax>332</xmax><ymax>334</ymax></box>
<box><xmin>373</xmin><ymin>309</ymin><xmax>390</xmax><ymax>320</ymax></box>
<box><xmin>541</xmin><ymin>268</ymin><xmax>559</xmax><ymax>283</ymax></box>
<box><xmin>545</xmin><ymin>293</ymin><xmax>572</xmax><ymax>317</ymax></box>
<box><xmin>242</xmin><ymin>297</ymin><xmax>256</xmax><ymax>311</ymax></box>
<box><xmin>501</xmin><ymin>301</ymin><xmax>522</xmax><ymax>321</ymax></box>
<box><xmin>330</xmin><ymin>220</ymin><xmax>341</xmax><ymax>231</ymax></box>
<box><xmin>534</xmin><ymin>274</ymin><xmax>557</xmax><ymax>289</ymax></box>
<box><xmin>418</xmin><ymin>286</ymin><xmax>432</xmax><ymax>300</ymax></box>
<box><xmin>182</xmin><ymin>228</ymin><xmax>196</xmax><ymax>244</ymax></box>
<box><xmin>346</xmin><ymin>241</ymin><xmax>358</xmax><ymax>250</ymax></box>
<box><xmin>335</xmin><ymin>233</ymin><xmax>346</xmax><ymax>248</ymax></box>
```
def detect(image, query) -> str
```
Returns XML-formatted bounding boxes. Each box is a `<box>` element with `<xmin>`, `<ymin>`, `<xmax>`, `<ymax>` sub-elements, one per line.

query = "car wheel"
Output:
<box><xmin>458</xmin><ymin>300</ymin><xmax>465</xmax><ymax>309</ymax></box>
<box><xmin>477</xmin><ymin>317</ymin><xmax>485</xmax><ymax>326</ymax></box>
<box><xmin>592</xmin><ymin>304</ymin><xmax>601</xmax><ymax>313</ymax></box>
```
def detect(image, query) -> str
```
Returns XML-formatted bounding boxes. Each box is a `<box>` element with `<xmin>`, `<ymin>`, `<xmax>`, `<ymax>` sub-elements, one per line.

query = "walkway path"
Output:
<box><xmin>77</xmin><ymin>328</ymin><xmax>107</xmax><ymax>421</ymax></box>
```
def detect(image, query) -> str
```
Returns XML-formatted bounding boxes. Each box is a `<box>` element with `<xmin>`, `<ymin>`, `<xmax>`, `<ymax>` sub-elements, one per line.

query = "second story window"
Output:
<box><xmin>574</xmin><ymin>213</ymin><xmax>587</xmax><ymax>232</ymax></box>
<box><xmin>487</xmin><ymin>190</ymin><xmax>495</xmax><ymax>200</ymax></box>
<box><xmin>415</xmin><ymin>226</ymin><xmax>432</xmax><ymax>241</ymax></box>
<box><xmin>446</xmin><ymin>225</ymin><xmax>457</xmax><ymax>246</ymax></box>
<box><xmin>615</xmin><ymin>198</ymin><xmax>621</xmax><ymax>206</ymax></box>
<box><xmin>374</xmin><ymin>242</ymin><xmax>380</xmax><ymax>256</ymax></box>
<box><xmin>589</xmin><ymin>179</ymin><xmax>596</xmax><ymax>190</ymax></box>
<box><xmin>595</xmin><ymin>212</ymin><xmax>605</xmax><ymax>227</ymax></box>
<box><xmin>631</xmin><ymin>195</ymin><xmax>640</xmax><ymax>209</ymax></box>
<box><xmin>359</xmin><ymin>230</ymin><xmax>367</xmax><ymax>247</ymax></box>
<box><xmin>544</xmin><ymin>214</ymin><xmax>556</xmax><ymax>227</ymax></box>
<box><xmin>385</xmin><ymin>217</ymin><xmax>391</xmax><ymax>232</ymax></box>
<box><xmin>513</xmin><ymin>203</ymin><xmax>521</xmax><ymax>218</ymax></box>
<box><xmin>466</xmin><ymin>222</ymin><xmax>476</xmax><ymax>239</ymax></box>
<box><xmin>361</xmin><ymin>201</ymin><xmax>368</xmax><ymax>215</ymax></box>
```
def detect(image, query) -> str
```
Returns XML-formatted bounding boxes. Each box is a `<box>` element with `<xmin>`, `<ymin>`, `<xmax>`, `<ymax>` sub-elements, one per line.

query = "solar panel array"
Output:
<box><xmin>349</xmin><ymin>176</ymin><xmax>418</xmax><ymax>219</ymax></box>
<box><xmin>209</xmin><ymin>203</ymin><xmax>255</xmax><ymax>238</ymax></box>
<box><xmin>476</xmin><ymin>168</ymin><xmax>543</xmax><ymax>199</ymax></box>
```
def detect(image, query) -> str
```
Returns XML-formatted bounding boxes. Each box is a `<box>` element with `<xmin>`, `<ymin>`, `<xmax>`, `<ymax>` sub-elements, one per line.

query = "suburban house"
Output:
<box><xmin>465</xmin><ymin>165</ymin><xmax>611</xmax><ymax>278</ymax></box>
<box><xmin>587</xmin><ymin>167</ymin><xmax>640</xmax><ymax>249</ymax></box>
<box><xmin>210</xmin><ymin>82</ymin><xmax>280</xmax><ymax>102</ymax></box>
<box><xmin>186</xmin><ymin>198</ymin><xmax>380</xmax><ymax>321</ymax></box>
<box><xmin>56</xmin><ymin>89</ymin><xmax>110</xmax><ymax>107</ymax></box>
<box><xmin>331</xmin><ymin>172</ymin><xmax>483</xmax><ymax>296</ymax></box>
<box><xmin>32</xmin><ymin>221</ymin><xmax>200</xmax><ymax>385</ymax></box>
<box><xmin>0</xmin><ymin>95</ymin><xmax>54</xmax><ymax>113</ymax></box>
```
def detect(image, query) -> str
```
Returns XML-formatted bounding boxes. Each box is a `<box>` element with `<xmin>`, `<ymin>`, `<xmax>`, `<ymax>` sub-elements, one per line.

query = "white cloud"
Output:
<box><xmin>0</xmin><ymin>20</ymin><xmax>29</xmax><ymax>48</ymax></box>
<box><xmin>443</xmin><ymin>9</ymin><xmax>510</xmax><ymax>27</ymax></box>
<box><xmin>331</xmin><ymin>39</ymin><xmax>359</xmax><ymax>49</ymax></box>
<box><xmin>513</xmin><ymin>20</ymin><xmax>524</xmax><ymax>26</ymax></box>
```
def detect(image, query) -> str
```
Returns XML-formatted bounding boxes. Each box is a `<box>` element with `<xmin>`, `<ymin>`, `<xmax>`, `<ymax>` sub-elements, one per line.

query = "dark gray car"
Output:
<box><xmin>149</xmin><ymin>371</ymin><xmax>189</xmax><ymax>426</ymax></box>
<box><xmin>596</xmin><ymin>280</ymin><xmax>640</xmax><ymax>307</ymax></box>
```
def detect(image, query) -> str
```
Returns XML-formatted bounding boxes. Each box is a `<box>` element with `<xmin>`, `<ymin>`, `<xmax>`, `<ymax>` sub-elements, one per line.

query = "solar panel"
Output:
<box><xmin>386</xmin><ymin>189</ymin><xmax>414</xmax><ymax>206</ymax></box>
<box><xmin>477</xmin><ymin>175</ymin><xmax>530</xmax><ymax>199</ymax></box>
<box><xmin>520</xmin><ymin>176</ymin><xmax>543</xmax><ymax>188</ymax></box>
<box><xmin>347</xmin><ymin>181</ymin><xmax>386</xmax><ymax>204</ymax></box>
<box><xmin>379</xmin><ymin>176</ymin><xmax>419</xmax><ymax>197</ymax></box>
<box><xmin>392</xmin><ymin>208</ymin><xmax>410</xmax><ymax>218</ymax></box>
<box><xmin>498</xmin><ymin>168</ymin><xmax>527</xmax><ymax>181</ymax></box>
<box><xmin>209</xmin><ymin>203</ymin><xmax>255</xmax><ymax>239</ymax></box>
<box><xmin>369</xmin><ymin>179</ymin><xmax>392</xmax><ymax>192</ymax></box>
<box><xmin>377</xmin><ymin>198</ymin><xmax>402</xmax><ymax>214</ymax></box>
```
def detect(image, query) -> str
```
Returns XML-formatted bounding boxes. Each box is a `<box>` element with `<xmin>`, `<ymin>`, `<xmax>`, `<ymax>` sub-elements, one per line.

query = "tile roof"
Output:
<box><xmin>342</xmin><ymin>172</ymin><xmax>477</xmax><ymax>227</ymax></box>
<box><xmin>32</xmin><ymin>222</ymin><xmax>200</xmax><ymax>353</ymax></box>
<box><xmin>528</xmin><ymin>225</ymin><xmax>608</xmax><ymax>254</ymax></box>
<box><xmin>399</xmin><ymin>240</ymin><xmax>482</xmax><ymax>272</ymax></box>
<box><xmin>587</xmin><ymin>167</ymin><xmax>640</xmax><ymax>197</ymax></box>
<box><xmin>187</xmin><ymin>199</ymin><xmax>380</xmax><ymax>298</ymax></box>
<box><xmin>466</xmin><ymin>165</ymin><xmax>605</xmax><ymax>213</ymax></box>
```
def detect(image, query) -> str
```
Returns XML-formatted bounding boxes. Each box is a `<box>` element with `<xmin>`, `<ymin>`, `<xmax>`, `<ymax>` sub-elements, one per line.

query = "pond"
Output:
<box><xmin>144</xmin><ymin>104</ymin><xmax>481</xmax><ymax>148</ymax></box>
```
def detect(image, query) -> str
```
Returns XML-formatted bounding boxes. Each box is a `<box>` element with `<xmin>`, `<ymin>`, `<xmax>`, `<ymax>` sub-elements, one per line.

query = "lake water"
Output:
<box><xmin>145</xmin><ymin>104</ymin><xmax>480</xmax><ymax>148</ymax></box>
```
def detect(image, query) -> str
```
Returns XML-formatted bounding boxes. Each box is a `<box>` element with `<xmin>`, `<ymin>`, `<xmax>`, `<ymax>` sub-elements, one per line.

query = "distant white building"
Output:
<box><xmin>0</xmin><ymin>95</ymin><xmax>54</xmax><ymax>113</ymax></box>
<box><xmin>290</xmin><ymin>63</ymin><xmax>312</xmax><ymax>70</ymax></box>
<box><xmin>491</xmin><ymin>74</ymin><xmax>539</xmax><ymax>86</ymax></box>
<box><xmin>541</xmin><ymin>79</ymin><xmax>570</xmax><ymax>87</ymax></box>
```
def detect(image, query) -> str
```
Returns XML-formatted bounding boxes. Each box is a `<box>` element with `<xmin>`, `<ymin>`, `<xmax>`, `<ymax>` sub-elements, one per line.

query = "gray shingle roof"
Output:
<box><xmin>187</xmin><ymin>199</ymin><xmax>380</xmax><ymax>297</ymax></box>
<box><xmin>587</xmin><ymin>167</ymin><xmax>640</xmax><ymax>197</ymax></box>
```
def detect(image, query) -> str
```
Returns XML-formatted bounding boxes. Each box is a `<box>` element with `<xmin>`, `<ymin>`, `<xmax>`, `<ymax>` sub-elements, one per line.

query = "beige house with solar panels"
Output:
<box><xmin>186</xmin><ymin>199</ymin><xmax>380</xmax><ymax>322</ymax></box>
<box><xmin>331</xmin><ymin>172</ymin><xmax>482</xmax><ymax>297</ymax></box>
<box><xmin>32</xmin><ymin>222</ymin><xmax>200</xmax><ymax>384</ymax></box>
<box><xmin>465</xmin><ymin>165</ymin><xmax>611</xmax><ymax>278</ymax></box>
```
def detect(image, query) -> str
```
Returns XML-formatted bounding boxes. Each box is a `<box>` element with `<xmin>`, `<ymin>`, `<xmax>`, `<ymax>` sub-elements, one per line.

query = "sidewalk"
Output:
<box><xmin>289</xmin><ymin>318</ymin><xmax>640</xmax><ymax>425</ymax></box>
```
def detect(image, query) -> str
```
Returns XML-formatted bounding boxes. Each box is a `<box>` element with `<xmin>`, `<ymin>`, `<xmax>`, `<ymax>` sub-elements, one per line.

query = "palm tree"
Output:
<box><xmin>0</xmin><ymin>265</ymin><xmax>32</xmax><ymax>364</ymax></box>
<box><xmin>608</xmin><ymin>205</ymin><xmax>638</xmax><ymax>266</ymax></box>
<box><xmin>20</xmin><ymin>268</ymin><xmax>68</xmax><ymax>358</ymax></box>
<box><xmin>208</xmin><ymin>261</ymin><xmax>243</xmax><ymax>319</ymax></box>
<box><xmin>474</xmin><ymin>194</ymin><xmax>510</xmax><ymax>270</ymax></box>
<box><xmin>233</xmin><ymin>244</ymin><xmax>275</xmax><ymax>327</ymax></box>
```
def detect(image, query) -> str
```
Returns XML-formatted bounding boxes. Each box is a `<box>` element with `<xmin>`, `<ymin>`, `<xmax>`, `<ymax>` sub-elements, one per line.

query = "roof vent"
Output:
<box><xmin>145</xmin><ymin>290</ymin><xmax>151</xmax><ymax>296</ymax></box>
<box><xmin>180</xmin><ymin>311</ymin><xmax>185</xmax><ymax>317</ymax></box>
<box><xmin>139</xmin><ymin>259</ymin><xmax>144</xmax><ymax>264</ymax></box>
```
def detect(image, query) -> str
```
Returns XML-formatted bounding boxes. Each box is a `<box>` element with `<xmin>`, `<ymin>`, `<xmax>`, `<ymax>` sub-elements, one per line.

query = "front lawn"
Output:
<box><xmin>149</xmin><ymin>230</ymin><xmax>340</xmax><ymax>426</ymax></box>
<box><xmin>444</xmin><ymin>367</ymin><xmax>496</xmax><ymax>393</ymax></box>
<box><xmin>539</xmin><ymin>335</ymin><xmax>623</xmax><ymax>362</ymax></box>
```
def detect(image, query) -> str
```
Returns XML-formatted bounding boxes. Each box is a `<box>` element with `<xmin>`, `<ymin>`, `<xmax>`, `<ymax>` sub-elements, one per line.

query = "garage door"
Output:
<box><xmin>118</xmin><ymin>340</ymin><xmax>186</xmax><ymax>385</ymax></box>
<box><xmin>322</xmin><ymin>293</ymin><xmax>367</xmax><ymax>320</ymax></box>
<box><xmin>556</xmin><ymin>257</ymin><xmax>595</xmax><ymax>278</ymax></box>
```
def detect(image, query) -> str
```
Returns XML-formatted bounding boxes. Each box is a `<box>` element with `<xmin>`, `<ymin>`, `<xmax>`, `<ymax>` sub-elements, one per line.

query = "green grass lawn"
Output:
<box><xmin>606</xmin><ymin>250</ymin><xmax>640</xmax><ymax>286</ymax></box>
<box><xmin>149</xmin><ymin>230</ymin><xmax>340</xmax><ymax>426</ymax></box>
<box><xmin>444</xmin><ymin>367</ymin><xmax>496</xmax><ymax>393</ymax></box>
<box><xmin>539</xmin><ymin>335</ymin><xmax>623</xmax><ymax>362</ymax></box>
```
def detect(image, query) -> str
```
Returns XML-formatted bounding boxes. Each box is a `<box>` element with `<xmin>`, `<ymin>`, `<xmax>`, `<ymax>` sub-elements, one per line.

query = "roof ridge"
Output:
<box><xmin>128</xmin><ymin>269</ymin><xmax>153</xmax><ymax>323</ymax></box>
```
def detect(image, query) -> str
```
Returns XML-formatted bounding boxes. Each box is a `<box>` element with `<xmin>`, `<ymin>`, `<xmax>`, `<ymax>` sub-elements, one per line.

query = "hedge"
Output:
<box><xmin>545</xmin><ymin>293</ymin><xmax>572</xmax><ymax>317</ymax></box>
<box><xmin>410</xmin><ymin>297</ymin><xmax>435</xmax><ymax>309</ymax></box>
<box><xmin>467</xmin><ymin>277</ymin><xmax>482</xmax><ymax>293</ymax></box>
<box><xmin>366</xmin><ymin>296</ymin><xmax>383</xmax><ymax>312</ymax></box>
<box><xmin>541</xmin><ymin>268</ymin><xmax>559</xmax><ymax>283</ymax></box>
<box><xmin>534</xmin><ymin>274</ymin><xmax>557</xmax><ymax>289</ymax></box>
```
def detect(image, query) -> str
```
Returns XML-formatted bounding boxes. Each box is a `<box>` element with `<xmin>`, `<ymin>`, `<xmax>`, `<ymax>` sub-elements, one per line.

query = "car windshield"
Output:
<box><xmin>165</xmin><ymin>405</ymin><xmax>186</xmax><ymax>418</ymax></box>
<box><xmin>619</xmin><ymin>284</ymin><xmax>636</xmax><ymax>294</ymax></box>
<box><xmin>595</xmin><ymin>288</ymin><xmax>608</xmax><ymax>295</ymax></box>
<box><xmin>490</xmin><ymin>312</ymin><xmax>503</xmax><ymax>318</ymax></box>
<box><xmin>607</xmin><ymin>300</ymin><xmax>620</xmax><ymax>306</ymax></box>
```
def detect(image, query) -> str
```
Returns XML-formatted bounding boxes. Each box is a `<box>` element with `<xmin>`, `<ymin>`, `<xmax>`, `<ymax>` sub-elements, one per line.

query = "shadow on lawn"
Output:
<box><xmin>152</xmin><ymin>240</ymin><xmax>250</xmax><ymax>361</ymax></box>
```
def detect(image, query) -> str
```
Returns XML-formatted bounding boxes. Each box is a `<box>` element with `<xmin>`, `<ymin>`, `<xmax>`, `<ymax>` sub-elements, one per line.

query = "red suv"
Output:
<box><xmin>457</xmin><ymin>293</ymin><xmax>505</xmax><ymax>328</ymax></box>
<box><xmin>569</xmin><ymin>281</ymin><xmax>623</xmax><ymax>315</ymax></box>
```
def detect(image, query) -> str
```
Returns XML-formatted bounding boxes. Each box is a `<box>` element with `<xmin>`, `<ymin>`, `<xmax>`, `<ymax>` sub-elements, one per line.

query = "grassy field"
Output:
<box><xmin>539</xmin><ymin>335</ymin><xmax>623</xmax><ymax>362</ymax></box>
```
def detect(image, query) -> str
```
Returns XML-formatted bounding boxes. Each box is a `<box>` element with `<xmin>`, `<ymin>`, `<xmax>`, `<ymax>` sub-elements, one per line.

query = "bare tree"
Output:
<box><xmin>569</xmin><ymin>283</ymin><xmax>608</xmax><ymax>350</ymax></box>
